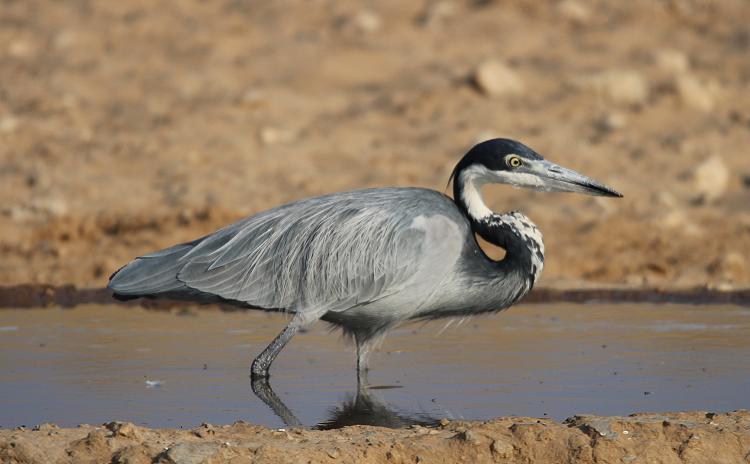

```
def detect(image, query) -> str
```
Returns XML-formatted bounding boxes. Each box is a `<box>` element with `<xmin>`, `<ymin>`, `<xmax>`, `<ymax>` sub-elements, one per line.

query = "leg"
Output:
<box><xmin>355</xmin><ymin>335</ymin><xmax>371</xmax><ymax>386</ymax></box>
<box><xmin>354</xmin><ymin>330</ymin><xmax>388</xmax><ymax>386</ymax></box>
<box><xmin>251</xmin><ymin>321</ymin><xmax>299</xmax><ymax>379</ymax></box>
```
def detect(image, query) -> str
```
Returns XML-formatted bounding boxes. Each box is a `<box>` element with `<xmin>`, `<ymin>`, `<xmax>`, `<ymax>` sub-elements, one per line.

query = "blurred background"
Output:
<box><xmin>1</xmin><ymin>0</ymin><xmax>748</xmax><ymax>290</ymax></box>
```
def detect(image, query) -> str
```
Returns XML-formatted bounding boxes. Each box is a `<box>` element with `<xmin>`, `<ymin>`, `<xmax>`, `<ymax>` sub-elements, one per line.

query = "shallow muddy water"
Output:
<box><xmin>1</xmin><ymin>303</ymin><xmax>749</xmax><ymax>429</ymax></box>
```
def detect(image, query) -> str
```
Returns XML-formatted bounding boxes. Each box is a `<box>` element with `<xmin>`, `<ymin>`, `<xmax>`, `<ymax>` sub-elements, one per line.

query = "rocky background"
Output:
<box><xmin>1</xmin><ymin>0</ymin><xmax>749</xmax><ymax>289</ymax></box>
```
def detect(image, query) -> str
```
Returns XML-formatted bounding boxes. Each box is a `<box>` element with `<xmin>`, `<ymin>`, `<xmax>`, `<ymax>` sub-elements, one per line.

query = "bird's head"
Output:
<box><xmin>451</xmin><ymin>138</ymin><xmax>623</xmax><ymax>198</ymax></box>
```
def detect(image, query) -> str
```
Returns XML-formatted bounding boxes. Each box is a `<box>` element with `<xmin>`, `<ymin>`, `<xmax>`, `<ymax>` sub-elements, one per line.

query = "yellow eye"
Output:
<box><xmin>507</xmin><ymin>156</ymin><xmax>522</xmax><ymax>168</ymax></box>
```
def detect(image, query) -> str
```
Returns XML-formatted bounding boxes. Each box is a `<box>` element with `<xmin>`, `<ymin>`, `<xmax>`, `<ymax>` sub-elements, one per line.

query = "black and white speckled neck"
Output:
<box><xmin>475</xmin><ymin>212</ymin><xmax>545</xmax><ymax>286</ymax></box>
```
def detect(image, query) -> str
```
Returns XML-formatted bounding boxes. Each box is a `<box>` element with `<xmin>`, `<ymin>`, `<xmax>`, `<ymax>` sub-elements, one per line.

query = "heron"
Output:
<box><xmin>109</xmin><ymin>138</ymin><xmax>621</xmax><ymax>381</ymax></box>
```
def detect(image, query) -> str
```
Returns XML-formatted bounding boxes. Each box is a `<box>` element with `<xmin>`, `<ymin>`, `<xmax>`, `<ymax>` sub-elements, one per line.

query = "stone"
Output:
<box><xmin>674</xmin><ymin>74</ymin><xmax>715</xmax><ymax>112</ymax></box>
<box><xmin>653</xmin><ymin>191</ymin><xmax>676</xmax><ymax>208</ymax></box>
<box><xmin>458</xmin><ymin>429</ymin><xmax>481</xmax><ymax>444</ymax></box>
<box><xmin>31</xmin><ymin>197</ymin><xmax>69</xmax><ymax>217</ymax></box>
<box><xmin>557</xmin><ymin>0</ymin><xmax>592</xmax><ymax>24</ymax></box>
<box><xmin>595</xmin><ymin>112</ymin><xmax>627</xmax><ymax>133</ymax></box>
<box><xmin>473</xmin><ymin>60</ymin><xmax>525</xmax><ymax>98</ymax></box>
<box><xmin>259</xmin><ymin>126</ymin><xmax>295</xmax><ymax>145</ymax></box>
<box><xmin>192</xmin><ymin>423</ymin><xmax>216</xmax><ymax>439</ymax></box>
<box><xmin>112</xmin><ymin>445</ymin><xmax>152</xmax><ymax>464</ymax></box>
<box><xmin>659</xmin><ymin>209</ymin><xmax>688</xmax><ymax>229</ymax></box>
<box><xmin>0</xmin><ymin>115</ymin><xmax>19</xmax><ymax>133</ymax></box>
<box><xmin>8</xmin><ymin>39</ymin><xmax>37</xmax><ymax>58</ymax></box>
<box><xmin>352</xmin><ymin>10</ymin><xmax>382</xmax><ymax>33</ymax></box>
<box><xmin>32</xmin><ymin>423</ymin><xmax>59</xmax><ymax>432</ymax></box>
<box><xmin>691</xmin><ymin>155</ymin><xmax>729</xmax><ymax>202</ymax></box>
<box><xmin>66</xmin><ymin>430</ymin><xmax>112</xmax><ymax>462</ymax></box>
<box><xmin>54</xmin><ymin>30</ymin><xmax>78</xmax><ymax>50</ymax></box>
<box><xmin>161</xmin><ymin>442</ymin><xmax>220</xmax><ymax>464</ymax></box>
<box><xmin>418</xmin><ymin>1</ymin><xmax>458</xmax><ymax>27</ymax></box>
<box><xmin>4</xmin><ymin>205</ymin><xmax>34</xmax><ymax>223</ymax></box>
<box><xmin>654</xmin><ymin>49</ymin><xmax>689</xmax><ymax>74</ymax></box>
<box><xmin>491</xmin><ymin>438</ymin><xmax>514</xmax><ymax>457</ymax></box>
<box><xmin>106</xmin><ymin>421</ymin><xmax>142</xmax><ymax>440</ymax></box>
<box><xmin>579</xmin><ymin>71</ymin><xmax>649</xmax><ymax>106</ymax></box>
<box><xmin>711</xmin><ymin>252</ymin><xmax>747</xmax><ymax>282</ymax></box>
<box><xmin>658</xmin><ymin>209</ymin><xmax>703</xmax><ymax>237</ymax></box>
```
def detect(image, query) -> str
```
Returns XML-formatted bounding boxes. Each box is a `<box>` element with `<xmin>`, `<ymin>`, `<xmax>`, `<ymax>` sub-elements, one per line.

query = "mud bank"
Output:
<box><xmin>2</xmin><ymin>411</ymin><xmax>749</xmax><ymax>464</ymax></box>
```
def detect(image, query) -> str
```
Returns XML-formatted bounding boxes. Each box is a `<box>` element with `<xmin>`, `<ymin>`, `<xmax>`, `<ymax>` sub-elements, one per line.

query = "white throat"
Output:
<box><xmin>458</xmin><ymin>165</ymin><xmax>493</xmax><ymax>220</ymax></box>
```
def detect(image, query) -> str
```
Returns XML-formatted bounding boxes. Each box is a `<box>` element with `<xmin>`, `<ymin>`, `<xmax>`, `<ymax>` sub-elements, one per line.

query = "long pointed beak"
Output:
<box><xmin>535</xmin><ymin>160</ymin><xmax>623</xmax><ymax>197</ymax></box>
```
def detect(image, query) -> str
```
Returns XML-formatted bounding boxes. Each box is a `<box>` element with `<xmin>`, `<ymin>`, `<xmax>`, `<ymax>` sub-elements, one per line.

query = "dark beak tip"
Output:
<box><xmin>588</xmin><ymin>183</ymin><xmax>623</xmax><ymax>198</ymax></box>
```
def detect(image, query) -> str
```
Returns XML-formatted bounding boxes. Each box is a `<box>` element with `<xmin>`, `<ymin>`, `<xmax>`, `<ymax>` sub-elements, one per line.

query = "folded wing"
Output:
<box><xmin>108</xmin><ymin>188</ymin><xmax>459</xmax><ymax>315</ymax></box>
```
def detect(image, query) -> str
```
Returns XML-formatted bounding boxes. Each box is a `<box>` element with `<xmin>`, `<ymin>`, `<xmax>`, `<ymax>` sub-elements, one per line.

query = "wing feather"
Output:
<box><xmin>110</xmin><ymin>188</ymin><xmax>464</xmax><ymax>316</ymax></box>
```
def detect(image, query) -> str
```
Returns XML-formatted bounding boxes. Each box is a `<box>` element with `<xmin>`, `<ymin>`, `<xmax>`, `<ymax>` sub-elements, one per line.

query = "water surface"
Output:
<box><xmin>1</xmin><ymin>303</ymin><xmax>748</xmax><ymax>429</ymax></box>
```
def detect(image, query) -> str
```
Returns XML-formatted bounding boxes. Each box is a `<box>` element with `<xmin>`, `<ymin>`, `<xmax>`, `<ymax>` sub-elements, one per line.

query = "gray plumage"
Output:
<box><xmin>109</xmin><ymin>138</ymin><xmax>621</xmax><ymax>380</ymax></box>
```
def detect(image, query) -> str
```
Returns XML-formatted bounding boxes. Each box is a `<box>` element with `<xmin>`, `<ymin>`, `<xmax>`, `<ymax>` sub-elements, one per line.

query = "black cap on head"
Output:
<box><xmin>449</xmin><ymin>138</ymin><xmax>543</xmax><ymax>186</ymax></box>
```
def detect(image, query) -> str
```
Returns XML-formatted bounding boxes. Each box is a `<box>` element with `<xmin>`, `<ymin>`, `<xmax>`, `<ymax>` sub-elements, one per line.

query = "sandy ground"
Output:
<box><xmin>1</xmin><ymin>0</ymin><xmax>749</xmax><ymax>290</ymax></box>
<box><xmin>2</xmin><ymin>411</ymin><xmax>750</xmax><ymax>464</ymax></box>
<box><xmin>2</xmin><ymin>1</ymin><xmax>750</xmax><ymax>461</ymax></box>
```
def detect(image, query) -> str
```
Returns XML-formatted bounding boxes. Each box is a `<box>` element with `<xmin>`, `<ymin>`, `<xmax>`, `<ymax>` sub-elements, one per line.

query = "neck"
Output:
<box><xmin>452</xmin><ymin>166</ymin><xmax>545</xmax><ymax>287</ymax></box>
<box><xmin>453</xmin><ymin>165</ymin><xmax>493</xmax><ymax>221</ymax></box>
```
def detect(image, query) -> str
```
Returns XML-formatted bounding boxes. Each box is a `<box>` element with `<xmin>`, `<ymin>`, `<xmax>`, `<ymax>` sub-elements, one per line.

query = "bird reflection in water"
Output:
<box><xmin>251</xmin><ymin>378</ymin><xmax>441</xmax><ymax>430</ymax></box>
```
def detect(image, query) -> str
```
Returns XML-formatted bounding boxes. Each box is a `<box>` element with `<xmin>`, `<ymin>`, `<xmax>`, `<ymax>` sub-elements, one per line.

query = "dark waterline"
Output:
<box><xmin>1</xmin><ymin>284</ymin><xmax>749</xmax><ymax>309</ymax></box>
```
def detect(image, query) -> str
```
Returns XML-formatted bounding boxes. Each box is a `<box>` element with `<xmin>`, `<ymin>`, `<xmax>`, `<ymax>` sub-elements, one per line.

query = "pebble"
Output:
<box><xmin>259</xmin><ymin>126</ymin><xmax>296</xmax><ymax>145</ymax></box>
<box><xmin>33</xmin><ymin>423</ymin><xmax>59</xmax><ymax>432</ymax></box>
<box><xmin>352</xmin><ymin>10</ymin><xmax>382</xmax><ymax>33</ymax></box>
<box><xmin>106</xmin><ymin>421</ymin><xmax>141</xmax><ymax>440</ymax></box>
<box><xmin>193</xmin><ymin>423</ymin><xmax>216</xmax><ymax>439</ymax></box>
<box><xmin>557</xmin><ymin>0</ymin><xmax>592</xmax><ymax>24</ymax></box>
<box><xmin>418</xmin><ymin>1</ymin><xmax>458</xmax><ymax>27</ymax></box>
<box><xmin>473</xmin><ymin>60</ymin><xmax>525</xmax><ymax>98</ymax></box>
<box><xmin>595</xmin><ymin>112</ymin><xmax>627</xmax><ymax>133</ymax></box>
<box><xmin>8</xmin><ymin>39</ymin><xmax>37</xmax><ymax>58</ymax></box>
<box><xmin>0</xmin><ymin>115</ymin><xmax>19</xmax><ymax>133</ymax></box>
<box><xmin>654</xmin><ymin>49</ymin><xmax>690</xmax><ymax>74</ymax></box>
<box><xmin>691</xmin><ymin>154</ymin><xmax>729</xmax><ymax>202</ymax></box>
<box><xmin>239</xmin><ymin>89</ymin><xmax>267</xmax><ymax>107</ymax></box>
<box><xmin>579</xmin><ymin>71</ymin><xmax>649</xmax><ymax>106</ymax></box>
<box><xmin>659</xmin><ymin>209</ymin><xmax>703</xmax><ymax>236</ymax></box>
<box><xmin>457</xmin><ymin>429</ymin><xmax>481</xmax><ymax>444</ymax></box>
<box><xmin>674</xmin><ymin>74</ymin><xmax>715</xmax><ymax>112</ymax></box>
<box><xmin>111</xmin><ymin>445</ymin><xmax>151</xmax><ymax>464</ymax></box>
<box><xmin>31</xmin><ymin>197</ymin><xmax>69</xmax><ymax>218</ymax></box>
<box><xmin>0</xmin><ymin>205</ymin><xmax>34</xmax><ymax>222</ymax></box>
<box><xmin>714</xmin><ymin>252</ymin><xmax>746</xmax><ymax>281</ymax></box>
<box><xmin>164</xmin><ymin>442</ymin><xmax>220</xmax><ymax>464</ymax></box>
<box><xmin>491</xmin><ymin>438</ymin><xmax>514</xmax><ymax>457</ymax></box>
<box><xmin>658</xmin><ymin>209</ymin><xmax>683</xmax><ymax>228</ymax></box>
<box><xmin>653</xmin><ymin>191</ymin><xmax>676</xmax><ymax>208</ymax></box>
<box><xmin>54</xmin><ymin>30</ymin><xmax>78</xmax><ymax>50</ymax></box>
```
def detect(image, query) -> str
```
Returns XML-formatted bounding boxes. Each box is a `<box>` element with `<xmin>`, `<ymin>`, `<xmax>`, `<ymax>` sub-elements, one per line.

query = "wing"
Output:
<box><xmin>109</xmin><ymin>188</ymin><xmax>466</xmax><ymax>316</ymax></box>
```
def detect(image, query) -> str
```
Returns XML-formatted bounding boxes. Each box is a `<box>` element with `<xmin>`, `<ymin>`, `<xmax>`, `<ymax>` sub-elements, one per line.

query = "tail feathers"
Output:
<box><xmin>111</xmin><ymin>292</ymin><xmax>141</xmax><ymax>302</ymax></box>
<box><xmin>108</xmin><ymin>243</ymin><xmax>193</xmax><ymax>298</ymax></box>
